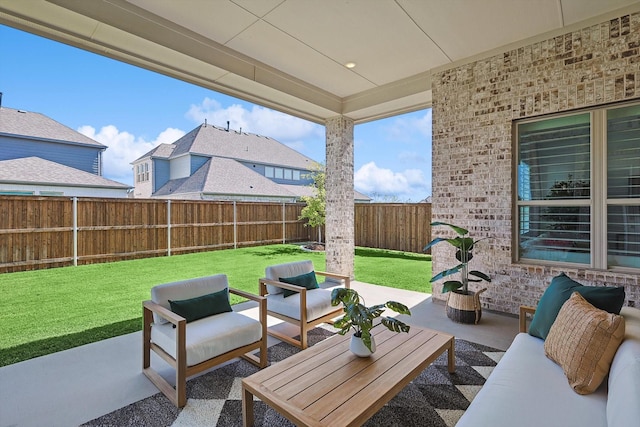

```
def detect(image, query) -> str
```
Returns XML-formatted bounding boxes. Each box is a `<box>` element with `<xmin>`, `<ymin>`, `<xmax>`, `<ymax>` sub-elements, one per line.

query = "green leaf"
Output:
<box><xmin>385</xmin><ymin>301</ymin><xmax>411</xmax><ymax>315</ymax></box>
<box><xmin>381</xmin><ymin>317</ymin><xmax>411</xmax><ymax>333</ymax></box>
<box><xmin>442</xmin><ymin>280</ymin><xmax>463</xmax><ymax>293</ymax></box>
<box><xmin>361</xmin><ymin>329</ymin><xmax>373</xmax><ymax>352</ymax></box>
<box><xmin>430</xmin><ymin>264</ymin><xmax>463</xmax><ymax>282</ymax></box>
<box><xmin>423</xmin><ymin>237</ymin><xmax>447</xmax><ymax>252</ymax></box>
<box><xmin>431</xmin><ymin>221</ymin><xmax>469</xmax><ymax>236</ymax></box>
<box><xmin>469</xmin><ymin>270</ymin><xmax>491</xmax><ymax>282</ymax></box>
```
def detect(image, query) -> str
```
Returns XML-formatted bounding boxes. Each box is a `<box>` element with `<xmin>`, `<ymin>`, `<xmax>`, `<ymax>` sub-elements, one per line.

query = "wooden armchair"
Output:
<box><xmin>259</xmin><ymin>260</ymin><xmax>350</xmax><ymax>349</ymax></box>
<box><xmin>142</xmin><ymin>274</ymin><xmax>267</xmax><ymax>407</ymax></box>
<box><xmin>519</xmin><ymin>305</ymin><xmax>536</xmax><ymax>333</ymax></box>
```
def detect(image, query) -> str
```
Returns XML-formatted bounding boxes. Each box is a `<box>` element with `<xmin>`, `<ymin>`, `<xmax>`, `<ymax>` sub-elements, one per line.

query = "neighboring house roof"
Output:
<box><xmin>280</xmin><ymin>184</ymin><xmax>371</xmax><ymax>202</ymax></box>
<box><xmin>0</xmin><ymin>107</ymin><xmax>105</xmax><ymax>148</ymax></box>
<box><xmin>134</xmin><ymin>124</ymin><xmax>318</xmax><ymax>170</ymax></box>
<box><xmin>154</xmin><ymin>157</ymin><xmax>296</xmax><ymax>199</ymax></box>
<box><xmin>0</xmin><ymin>157</ymin><xmax>129</xmax><ymax>189</ymax></box>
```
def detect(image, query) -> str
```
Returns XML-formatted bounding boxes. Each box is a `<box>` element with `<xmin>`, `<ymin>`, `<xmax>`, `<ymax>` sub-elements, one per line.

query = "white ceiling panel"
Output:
<box><xmin>262</xmin><ymin>0</ymin><xmax>449</xmax><ymax>85</ymax></box>
<box><xmin>400</xmin><ymin>0</ymin><xmax>561</xmax><ymax>62</ymax></box>
<box><xmin>561</xmin><ymin>0</ymin><xmax>640</xmax><ymax>25</ymax></box>
<box><xmin>226</xmin><ymin>19</ymin><xmax>375</xmax><ymax>96</ymax></box>
<box><xmin>128</xmin><ymin>0</ymin><xmax>259</xmax><ymax>44</ymax></box>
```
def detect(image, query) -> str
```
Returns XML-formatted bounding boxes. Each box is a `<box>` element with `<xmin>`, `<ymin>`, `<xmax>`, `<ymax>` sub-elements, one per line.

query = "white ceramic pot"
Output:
<box><xmin>350</xmin><ymin>334</ymin><xmax>376</xmax><ymax>357</ymax></box>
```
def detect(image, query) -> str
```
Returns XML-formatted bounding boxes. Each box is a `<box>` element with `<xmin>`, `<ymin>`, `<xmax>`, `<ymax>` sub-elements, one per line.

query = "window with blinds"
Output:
<box><xmin>515</xmin><ymin>101</ymin><xmax>640</xmax><ymax>271</ymax></box>
<box><xmin>607</xmin><ymin>104</ymin><xmax>640</xmax><ymax>269</ymax></box>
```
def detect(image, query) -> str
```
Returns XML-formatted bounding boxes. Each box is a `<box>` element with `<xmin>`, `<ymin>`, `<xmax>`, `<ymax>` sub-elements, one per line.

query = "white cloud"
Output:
<box><xmin>185</xmin><ymin>97</ymin><xmax>324</xmax><ymax>156</ymax></box>
<box><xmin>78</xmin><ymin>125</ymin><xmax>185</xmax><ymax>185</ymax></box>
<box><xmin>354</xmin><ymin>161</ymin><xmax>430</xmax><ymax>202</ymax></box>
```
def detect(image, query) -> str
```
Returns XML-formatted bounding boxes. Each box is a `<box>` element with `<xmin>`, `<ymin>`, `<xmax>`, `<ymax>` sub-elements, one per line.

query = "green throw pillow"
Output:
<box><xmin>168</xmin><ymin>289</ymin><xmax>232</xmax><ymax>322</ymax></box>
<box><xmin>528</xmin><ymin>273</ymin><xmax>625</xmax><ymax>340</ymax></box>
<box><xmin>280</xmin><ymin>271</ymin><xmax>319</xmax><ymax>297</ymax></box>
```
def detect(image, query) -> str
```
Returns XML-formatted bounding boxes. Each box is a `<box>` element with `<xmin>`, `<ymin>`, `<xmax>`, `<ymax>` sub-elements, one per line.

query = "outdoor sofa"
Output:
<box><xmin>457</xmin><ymin>274</ymin><xmax>640</xmax><ymax>427</ymax></box>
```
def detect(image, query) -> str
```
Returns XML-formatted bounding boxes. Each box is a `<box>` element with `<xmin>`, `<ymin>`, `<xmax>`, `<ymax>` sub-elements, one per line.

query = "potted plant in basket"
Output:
<box><xmin>331</xmin><ymin>288</ymin><xmax>411</xmax><ymax>357</ymax></box>
<box><xmin>424</xmin><ymin>222</ymin><xmax>491</xmax><ymax>324</ymax></box>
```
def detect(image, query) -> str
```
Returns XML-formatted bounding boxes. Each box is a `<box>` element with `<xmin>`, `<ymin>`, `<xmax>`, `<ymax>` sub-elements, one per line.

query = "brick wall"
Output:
<box><xmin>431</xmin><ymin>12</ymin><xmax>640</xmax><ymax>314</ymax></box>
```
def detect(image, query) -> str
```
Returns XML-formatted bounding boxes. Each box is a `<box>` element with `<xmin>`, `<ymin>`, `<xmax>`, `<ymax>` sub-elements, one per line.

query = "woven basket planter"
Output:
<box><xmin>446</xmin><ymin>288</ymin><xmax>487</xmax><ymax>324</ymax></box>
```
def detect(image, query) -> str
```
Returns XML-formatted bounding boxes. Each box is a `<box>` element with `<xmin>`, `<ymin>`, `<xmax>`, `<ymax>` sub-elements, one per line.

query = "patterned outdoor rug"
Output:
<box><xmin>83</xmin><ymin>328</ymin><xmax>504</xmax><ymax>427</ymax></box>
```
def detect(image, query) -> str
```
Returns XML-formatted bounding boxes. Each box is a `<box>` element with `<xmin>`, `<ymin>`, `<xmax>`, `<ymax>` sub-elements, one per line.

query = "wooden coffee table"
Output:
<box><xmin>242</xmin><ymin>324</ymin><xmax>455</xmax><ymax>427</ymax></box>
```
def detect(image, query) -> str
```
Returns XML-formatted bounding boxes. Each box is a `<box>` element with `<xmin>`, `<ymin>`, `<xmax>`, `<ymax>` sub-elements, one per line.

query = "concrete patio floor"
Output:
<box><xmin>0</xmin><ymin>281</ymin><xmax>519</xmax><ymax>427</ymax></box>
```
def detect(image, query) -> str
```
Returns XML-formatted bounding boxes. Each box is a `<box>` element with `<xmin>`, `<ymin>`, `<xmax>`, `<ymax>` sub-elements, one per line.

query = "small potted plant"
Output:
<box><xmin>424</xmin><ymin>221</ymin><xmax>491</xmax><ymax>324</ymax></box>
<box><xmin>331</xmin><ymin>288</ymin><xmax>411</xmax><ymax>357</ymax></box>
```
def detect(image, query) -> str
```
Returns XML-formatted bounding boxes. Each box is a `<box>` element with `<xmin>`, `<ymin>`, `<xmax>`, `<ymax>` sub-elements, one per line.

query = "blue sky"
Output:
<box><xmin>0</xmin><ymin>25</ymin><xmax>432</xmax><ymax>202</ymax></box>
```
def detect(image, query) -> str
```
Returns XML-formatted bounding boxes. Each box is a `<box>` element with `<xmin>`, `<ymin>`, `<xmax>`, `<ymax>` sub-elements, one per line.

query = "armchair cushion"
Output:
<box><xmin>280</xmin><ymin>271</ymin><xmax>319</xmax><ymax>297</ymax></box>
<box><xmin>266</xmin><ymin>288</ymin><xmax>335</xmax><ymax>321</ymax></box>
<box><xmin>529</xmin><ymin>273</ymin><xmax>625</xmax><ymax>340</ymax></box>
<box><xmin>265</xmin><ymin>260</ymin><xmax>315</xmax><ymax>294</ymax></box>
<box><xmin>151</xmin><ymin>311</ymin><xmax>262</xmax><ymax>367</ymax></box>
<box><xmin>168</xmin><ymin>289</ymin><xmax>232</xmax><ymax>322</ymax></box>
<box><xmin>151</xmin><ymin>274</ymin><xmax>230</xmax><ymax>324</ymax></box>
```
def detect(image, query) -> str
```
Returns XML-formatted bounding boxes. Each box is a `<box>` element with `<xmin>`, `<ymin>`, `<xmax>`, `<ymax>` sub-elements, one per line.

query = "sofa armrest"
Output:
<box><xmin>315</xmin><ymin>270</ymin><xmax>351</xmax><ymax>288</ymax></box>
<box><xmin>519</xmin><ymin>305</ymin><xmax>536</xmax><ymax>333</ymax></box>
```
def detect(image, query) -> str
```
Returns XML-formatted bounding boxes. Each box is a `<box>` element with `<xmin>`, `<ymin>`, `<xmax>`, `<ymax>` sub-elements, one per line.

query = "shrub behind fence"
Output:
<box><xmin>0</xmin><ymin>196</ymin><xmax>431</xmax><ymax>273</ymax></box>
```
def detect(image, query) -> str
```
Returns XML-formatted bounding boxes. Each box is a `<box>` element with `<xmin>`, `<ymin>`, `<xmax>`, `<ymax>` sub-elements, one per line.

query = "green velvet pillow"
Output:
<box><xmin>280</xmin><ymin>271</ymin><xmax>319</xmax><ymax>297</ymax></box>
<box><xmin>168</xmin><ymin>289</ymin><xmax>232</xmax><ymax>322</ymax></box>
<box><xmin>529</xmin><ymin>273</ymin><xmax>625</xmax><ymax>340</ymax></box>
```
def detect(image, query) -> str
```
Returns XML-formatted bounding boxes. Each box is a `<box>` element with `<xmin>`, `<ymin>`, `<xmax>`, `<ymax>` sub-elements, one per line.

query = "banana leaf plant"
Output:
<box><xmin>424</xmin><ymin>221</ymin><xmax>491</xmax><ymax>294</ymax></box>
<box><xmin>331</xmin><ymin>288</ymin><xmax>411</xmax><ymax>352</ymax></box>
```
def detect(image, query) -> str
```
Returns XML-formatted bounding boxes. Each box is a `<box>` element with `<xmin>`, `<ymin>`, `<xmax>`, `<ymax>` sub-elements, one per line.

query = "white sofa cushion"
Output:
<box><xmin>265</xmin><ymin>288</ymin><xmax>336</xmax><ymax>321</ymax></box>
<box><xmin>457</xmin><ymin>333</ymin><xmax>608</xmax><ymax>427</ymax></box>
<box><xmin>607</xmin><ymin>306</ymin><xmax>640</xmax><ymax>427</ymax></box>
<box><xmin>151</xmin><ymin>274</ymin><xmax>229</xmax><ymax>324</ymax></box>
<box><xmin>151</xmin><ymin>311</ymin><xmax>262</xmax><ymax>367</ymax></box>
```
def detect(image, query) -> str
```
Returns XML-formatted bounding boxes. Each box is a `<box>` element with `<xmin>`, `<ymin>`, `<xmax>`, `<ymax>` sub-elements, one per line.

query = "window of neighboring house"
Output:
<box><xmin>515</xmin><ymin>102</ymin><xmax>640</xmax><ymax>271</ymax></box>
<box><xmin>284</xmin><ymin>169</ymin><xmax>293</xmax><ymax>180</ymax></box>
<box><xmin>293</xmin><ymin>170</ymin><xmax>301</xmax><ymax>180</ymax></box>
<box><xmin>265</xmin><ymin>166</ymin><xmax>274</xmax><ymax>178</ymax></box>
<box><xmin>0</xmin><ymin>191</ymin><xmax>34</xmax><ymax>195</ymax></box>
<box><xmin>274</xmin><ymin>167</ymin><xmax>284</xmax><ymax>179</ymax></box>
<box><xmin>40</xmin><ymin>191</ymin><xmax>64</xmax><ymax>196</ymax></box>
<box><xmin>136</xmin><ymin>162</ymin><xmax>150</xmax><ymax>182</ymax></box>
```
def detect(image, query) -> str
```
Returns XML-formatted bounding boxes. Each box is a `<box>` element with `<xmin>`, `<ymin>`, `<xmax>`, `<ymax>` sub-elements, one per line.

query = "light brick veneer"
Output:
<box><xmin>325</xmin><ymin>116</ymin><xmax>355</xmax><ymax>278</ymax></box>
<box><xmin>431</xmin><ymin>12</ymin><xmax>640</xmax><ymax>314</ymax></box>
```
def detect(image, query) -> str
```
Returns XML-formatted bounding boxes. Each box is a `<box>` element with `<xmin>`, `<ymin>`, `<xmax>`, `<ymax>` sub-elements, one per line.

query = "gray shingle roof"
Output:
<box><xmin>0</xmin><ymin>157</ymin><xmax>129</xmax><ymax>188</ymax></box>
<box><xmin>0</xmin><ymin>107</ymin><xmax>105</xmax><ymax>147</ymax></box>
<box><xmin>279</xmin><ymin>184</ymin><xmax>371</xmax><ymax>202</ymax></box>
<box><xmin>154</xmin><ymin>157</ymin><xmax>297</xmax><ymax>198</ymax></box>
<box><xmin>138</xmin><ymin>124</ymin><xmax>319</xmax><ymax>170</ymax></box>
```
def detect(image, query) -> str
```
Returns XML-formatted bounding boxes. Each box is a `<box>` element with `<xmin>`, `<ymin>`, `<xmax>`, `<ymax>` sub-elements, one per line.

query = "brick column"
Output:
<box><xmin>325</xmin><ymin>116</ymin><xmax>354</xmax><ymax>278</ymax></box>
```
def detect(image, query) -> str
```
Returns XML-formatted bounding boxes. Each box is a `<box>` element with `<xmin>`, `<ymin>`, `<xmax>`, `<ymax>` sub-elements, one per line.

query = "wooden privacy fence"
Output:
<box><xmin>0</xmin><ymin>196</ymin><xmax>431</xmax><ymax>273</ymax></box>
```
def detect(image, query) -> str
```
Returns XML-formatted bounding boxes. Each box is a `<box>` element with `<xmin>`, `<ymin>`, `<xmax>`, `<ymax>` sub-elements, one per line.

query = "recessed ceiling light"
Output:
<box><xmin>345</xmin><ymin>62</ymin><xmax>356</xmax><ymax>69</ymax></box>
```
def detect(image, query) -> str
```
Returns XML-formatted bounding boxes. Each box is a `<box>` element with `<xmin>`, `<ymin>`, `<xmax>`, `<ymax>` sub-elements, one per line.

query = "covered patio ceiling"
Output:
<box><xmin>1</xmin><ymin>0</ymin><xmax>639</xmax><ymax>124</ymax></box>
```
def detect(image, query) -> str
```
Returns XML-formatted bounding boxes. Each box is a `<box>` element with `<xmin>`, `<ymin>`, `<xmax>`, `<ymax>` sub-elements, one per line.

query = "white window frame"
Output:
<box><xmin>514</xmin><ymin>101</ymin><xmax>640</xmax><ymax>273</ymax></box>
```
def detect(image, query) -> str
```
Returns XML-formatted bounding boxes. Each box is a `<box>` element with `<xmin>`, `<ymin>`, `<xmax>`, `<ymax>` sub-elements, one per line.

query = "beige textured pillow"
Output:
<box><xmin>544</xmin><ymin>291</ymin><xmax>625</xmax><ymax>395</ymax></box>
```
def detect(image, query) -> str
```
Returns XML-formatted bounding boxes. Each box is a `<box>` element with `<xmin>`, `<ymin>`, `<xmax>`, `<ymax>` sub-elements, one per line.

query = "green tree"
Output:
<box><xmin>299</xmin><ymin>168</ymin><xmax>326</xmax><ymax>243</ymax></box>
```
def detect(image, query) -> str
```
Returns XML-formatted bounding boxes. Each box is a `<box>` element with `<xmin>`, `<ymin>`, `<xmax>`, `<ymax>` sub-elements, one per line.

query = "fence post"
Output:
<box><xmin>72</xmin><ymin>196</ymin><xmax>78</xmax><ymax>266</ymax></box>
<box><xmin>282</xmin><ymin>202</ymin><xmax>286</xmax><ymax>244</ymax></box>
<box><xmin>233</xmin><ymin>201</ymin><xmax>237</xmax><ymax>249</ymax></box>
<box><xmin>167</xmin><ymin>199</ymin><xmax>172</xmax><ymax>257</ymax></box>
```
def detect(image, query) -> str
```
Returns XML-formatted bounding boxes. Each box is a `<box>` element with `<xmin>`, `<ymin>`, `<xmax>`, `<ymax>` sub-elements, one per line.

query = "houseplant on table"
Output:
<box><xmin>331</xmin><ymin>288</ymin><xmax>411</xmax><ymax>357</ymax></box>
<box><xmin>424</xmin><ymin>221</ymin><xmax>491</xmax><ymax>324</ymax></box>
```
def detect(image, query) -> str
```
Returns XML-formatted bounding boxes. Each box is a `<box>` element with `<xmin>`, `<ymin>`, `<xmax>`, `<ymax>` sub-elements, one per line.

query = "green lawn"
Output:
<box><xmin>0</xmin><ymin>244</ymin><xmax>431</xmax><ymax>366</ymax></box>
